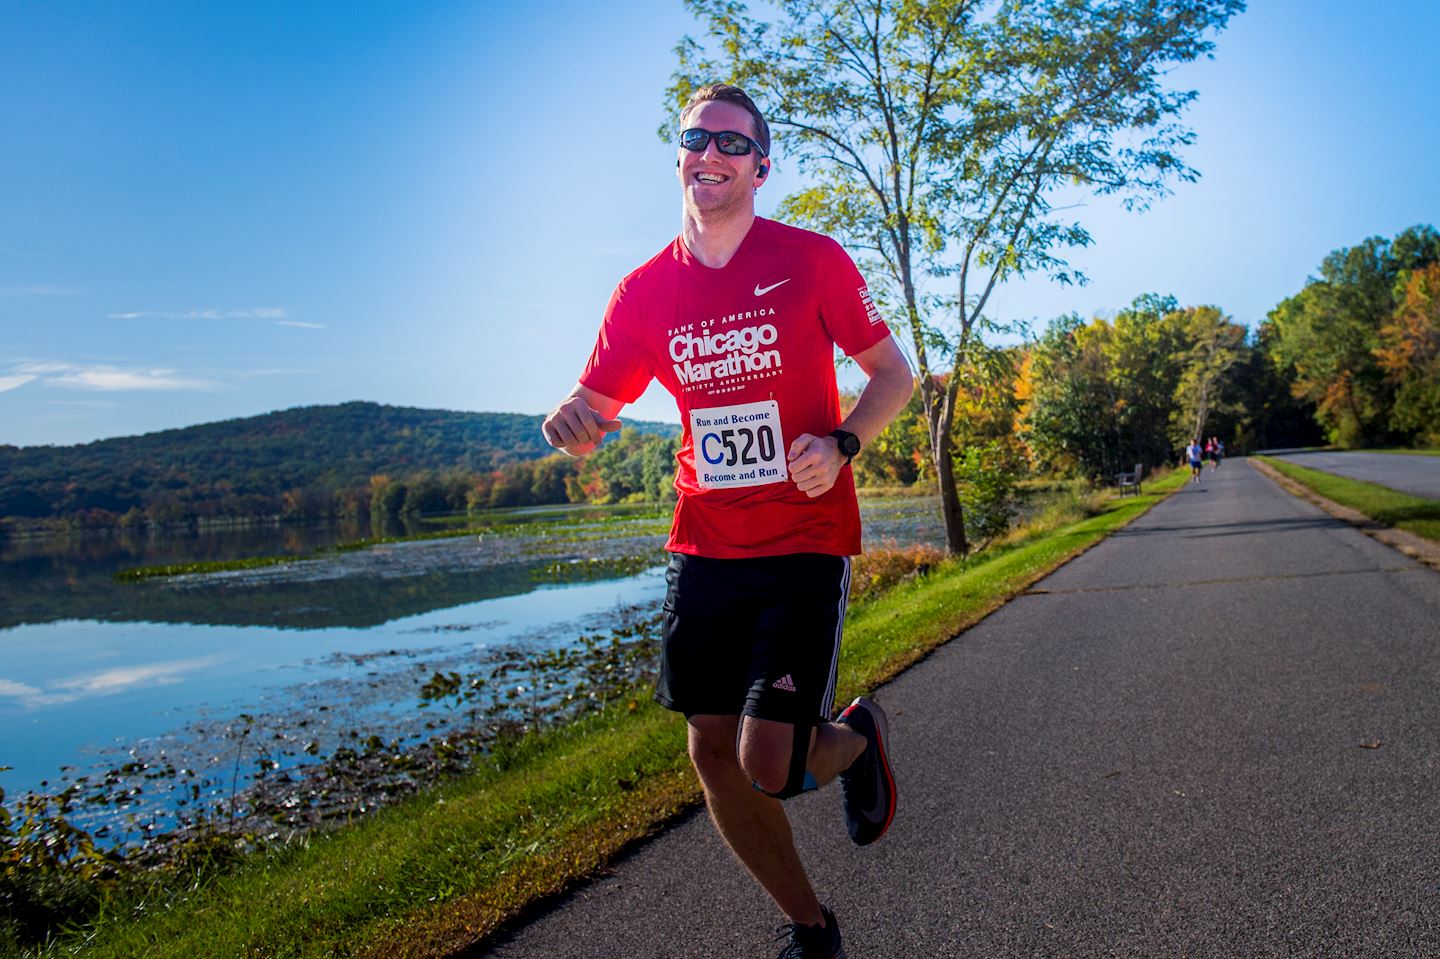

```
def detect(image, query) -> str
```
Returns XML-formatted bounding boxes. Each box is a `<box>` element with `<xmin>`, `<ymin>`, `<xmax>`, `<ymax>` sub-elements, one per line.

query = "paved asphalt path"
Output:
<box><xmin>477</xmin><ymin>460</ymin><xmax>1440</xmax><ymax>958</ymax></box>
<box><xmin>1262</xmin><ymin>450</ymin><xmax>1440</xmax><ymax>500</ymax></box>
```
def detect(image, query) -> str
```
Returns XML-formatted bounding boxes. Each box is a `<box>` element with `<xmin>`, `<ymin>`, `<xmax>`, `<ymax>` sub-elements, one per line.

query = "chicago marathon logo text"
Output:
<box><xmin>668</xmin><ymin>310</ymin><xmax>781</xmax><ymax>386</ymax></box>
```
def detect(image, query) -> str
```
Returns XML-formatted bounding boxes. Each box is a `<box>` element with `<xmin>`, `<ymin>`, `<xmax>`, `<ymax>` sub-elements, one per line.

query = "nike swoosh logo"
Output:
<box><xmin>754</xmin><ymin>278</ymin><xmax>790</xmax><ymax>296</ymax></box>
<box><xmin>865</xmin><ymin>776</ymin><xmax>887</xmax><ymax>822</ymax></box>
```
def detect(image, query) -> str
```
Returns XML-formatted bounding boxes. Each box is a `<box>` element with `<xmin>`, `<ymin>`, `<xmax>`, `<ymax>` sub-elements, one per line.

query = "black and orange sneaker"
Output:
<box><xmin>775</xmin><ymin>906</ymin><xmax>845</xmax><ymax>959</ymax></box>
<box><xmin>835</xmin><ymin>696</ymin><xmax>897</xmax><ymax>846</ymax></box>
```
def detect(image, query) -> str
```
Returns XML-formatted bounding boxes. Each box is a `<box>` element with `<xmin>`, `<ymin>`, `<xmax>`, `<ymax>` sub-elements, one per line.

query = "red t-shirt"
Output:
<box><xmin>579</xmin><ymin>217</ymin><xmax>893</xmax><ymax>559</ymax></box>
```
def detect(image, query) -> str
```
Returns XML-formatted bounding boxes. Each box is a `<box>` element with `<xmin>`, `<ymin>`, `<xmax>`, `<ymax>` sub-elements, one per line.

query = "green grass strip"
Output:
<box><xmin>1257</xmin><ymin>456</ymin><xmax>1440</xmax><ymax>543</ymax></box>
<box><xmin>62</xmin><ymin>701</ymin><xmax>696</xmax><ymax>959</ymax></box>
<box><xmin>61</xmin><ymin>470</ymin><xmax>1187</xmax><ymax>959</ymax></box>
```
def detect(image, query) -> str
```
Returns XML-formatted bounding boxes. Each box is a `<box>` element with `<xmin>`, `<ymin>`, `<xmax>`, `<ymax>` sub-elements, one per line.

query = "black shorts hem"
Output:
<box><xmin>654</xmin><ymin>552</ymin><xmax>849</xmax><ymax>726</ymax></box>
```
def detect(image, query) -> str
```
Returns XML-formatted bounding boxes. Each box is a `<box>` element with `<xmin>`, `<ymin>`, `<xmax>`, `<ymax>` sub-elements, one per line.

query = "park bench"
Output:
<box><xmin>1116</xmin><ymin>463</ymin><xmax>1144</xmax><ymax>496</ymax></box>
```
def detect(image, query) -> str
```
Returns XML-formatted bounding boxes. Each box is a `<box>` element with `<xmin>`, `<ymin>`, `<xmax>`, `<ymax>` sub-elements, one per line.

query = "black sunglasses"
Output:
<box><xmin>679</xmin><ymin>128</ymin><xmax>767</xmax><ymax>157</ymax></box>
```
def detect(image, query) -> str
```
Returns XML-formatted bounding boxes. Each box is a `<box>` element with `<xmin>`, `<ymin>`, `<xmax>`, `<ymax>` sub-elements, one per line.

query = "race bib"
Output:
<box><xmin>690</xmin><ymin>400</ymin><xmax>788</xmax><ymax>490</ymax></box>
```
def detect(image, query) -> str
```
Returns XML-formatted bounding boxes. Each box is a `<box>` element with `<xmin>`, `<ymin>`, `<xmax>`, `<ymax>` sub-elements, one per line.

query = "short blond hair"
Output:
<box><xmin>680</xmin><ymin>83</ymin><xmax>770</xmax><ymax>156</ymax></box>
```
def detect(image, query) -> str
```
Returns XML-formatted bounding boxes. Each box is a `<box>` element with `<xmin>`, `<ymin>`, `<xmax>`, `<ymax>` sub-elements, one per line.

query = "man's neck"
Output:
<box><xmin>680</xmin><ymin>208</ymin><xmax>757</xmax><ymax>269</ymax></box>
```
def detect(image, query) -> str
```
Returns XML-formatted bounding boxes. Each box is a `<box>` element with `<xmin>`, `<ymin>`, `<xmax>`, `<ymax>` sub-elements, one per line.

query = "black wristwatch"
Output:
<box><xmin>829</xmin><ymin>429</ymin><xmax>861</xmax><ymax>463</ymax></box>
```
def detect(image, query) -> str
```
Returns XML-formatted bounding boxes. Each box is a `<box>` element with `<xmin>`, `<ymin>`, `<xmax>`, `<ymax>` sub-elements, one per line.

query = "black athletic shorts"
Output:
<box><xmin>654</xmin><ymin>552</ymin><xmax>851</xmax><ymax>725</ymax></box>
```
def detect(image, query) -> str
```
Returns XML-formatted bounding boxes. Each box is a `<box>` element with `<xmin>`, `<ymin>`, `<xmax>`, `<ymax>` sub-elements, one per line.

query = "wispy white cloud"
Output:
<box><xmin>276</xmin><ymin>320</ymin><xmax>326</xmax><ymax>329</ymax></box>
<box><xmin>108</xmin><ymin>307</ymin><xmax>288</xmax><ymax>321</ymax></box>
<box><xmin>2</xmin><ymin>361</ymin><xmax>217</xmax><ymax>393</ymax></box>
<box><xmin>0</xmin><ymin>374</ymin><xmax>38</xmax><ymax>393</ymax></box>
<box><xmin>0</xmin><ymin>656</ymin><xmax>225</xmax><ymax>709</ymax></box>
<box><xmin>12</xmin><ymin>361</ymin><xmax>73</xmax><ymax>374</ymax></box>
<box><xmin>50</xmin><ymin>368</ymin><xmax>214</xmax><ymax>391</ymax></box>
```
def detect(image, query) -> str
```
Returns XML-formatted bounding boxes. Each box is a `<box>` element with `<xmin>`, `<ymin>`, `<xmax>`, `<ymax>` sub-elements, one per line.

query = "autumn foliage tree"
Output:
<box><xmin>1377</xmin><ymin>261</ymin><xmax>1440</xmax><ymax>446</ymax></box>
<box><xmin>1263</xmin><ymin>225</ymin><xmax>1440</xmax><ymax>447</ymax></box>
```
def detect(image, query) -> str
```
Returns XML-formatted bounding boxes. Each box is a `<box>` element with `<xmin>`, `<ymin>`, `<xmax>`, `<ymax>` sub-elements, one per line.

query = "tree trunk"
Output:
<box><xmin>1191</xmin><ymin>378</ymin><xmax>1211</xmax><ymax>443</ymax></box>
<box><xmin>931</xmin><ymin>405</ymin><xmax>968</xmax><ymax>556</ymax></box>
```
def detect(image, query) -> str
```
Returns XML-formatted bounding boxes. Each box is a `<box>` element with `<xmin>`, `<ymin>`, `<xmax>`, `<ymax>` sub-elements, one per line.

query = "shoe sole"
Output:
<box><xmin>849</xmin><ymin>696</ymin><xmax>897</xmax><ymax>844</ymax></box>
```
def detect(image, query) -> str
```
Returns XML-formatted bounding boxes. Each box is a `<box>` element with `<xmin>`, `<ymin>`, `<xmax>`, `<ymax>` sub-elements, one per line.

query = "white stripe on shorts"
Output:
<box><xmin>820</xmin><ymin>556</ymin><xmax>851</xmax><ymax>719</ymax></box>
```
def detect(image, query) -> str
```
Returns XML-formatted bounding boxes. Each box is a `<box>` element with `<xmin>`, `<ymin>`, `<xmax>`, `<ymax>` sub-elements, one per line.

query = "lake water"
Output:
<box><xmin>0</xmin><ymin>507</ymin><xmax>669</xmax><ymax>812</ymax></box>
<box><xmin>0</xmin><ymin>498</ymin><xmax>941</xmax><ymax>837</ymax></box>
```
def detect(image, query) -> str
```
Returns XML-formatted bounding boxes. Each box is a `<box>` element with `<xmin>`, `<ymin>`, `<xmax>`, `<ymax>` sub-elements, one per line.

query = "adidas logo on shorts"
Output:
<box><xmin>772</xmin><ymin>674</ymin><xmax>797</xmax><ymax>692</ymax></box>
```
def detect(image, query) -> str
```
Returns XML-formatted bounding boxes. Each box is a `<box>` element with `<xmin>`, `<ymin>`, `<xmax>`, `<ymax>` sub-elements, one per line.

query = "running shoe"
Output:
<box><xmin>775</xmin><ymin>906</ymin><xmax>845</xmax><ymax>959</ymax></box>
<box><xmin>835</xmin><ymin>695</ymin><xmax>896</xmax><ymax>846</ymax></box>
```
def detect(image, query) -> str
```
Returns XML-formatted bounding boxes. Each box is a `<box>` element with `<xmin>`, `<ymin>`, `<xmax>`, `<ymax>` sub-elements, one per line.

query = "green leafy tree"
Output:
<box><xmin>954</xmin><ymin>437</ymin><xmax>1026</xmax><ymax>547</ymax></box>
<box><xmin>844</xmin><ymin>386</ymin><xmax>929</xmax><ymax>487</ymax></box>
<box><xmin>1222</xmin><ymin>321</ymin><xmax>1322</xmax><ymax>452</ymax></box>
<box><xmin>527</xmin><ymin>455</ymin><xmax>580</xmax><ymax>505</ymax></box>
<box><xmin>1019</xmin><ymin>313</ymin><xmax>1117</xmax><ymax>477</ymax></box>
<box><xmin>670</xmin><ymin>0</ymin><xmax>1243</xmax><ymax>553</ymax></box>
<box><xmin>572</xmin><ymin>430</ymin><xmax>681</xmax><ymax>504</ymax></box>
<box><xmin>400</xmin><ymin>475</ymin><xmax>451</xmax><ymax>516</ymax></box>
<box><xmin>1170</xmin><ymin>305</ymin><xmax>1247</xmax><ymax>447</ymax></box>
<box><xmin>1264</xmin><ymin>225</ymin><xmax>1440</xmax><ymax>447</ymax></box>
<box><xmin>1105</xmin><ymin>294</ymin><xmax>1187</xmax><ymax>466</ymax></box>
<box><xmin>372</xmin><ymin>478</ymin><xmax>407</xmax><ymax>518</ymax></box>
<box><xmin>638</xmin><ymin>435</ymin><xmax>682</xmax><ymax>501</ymax></box>
<box><xmin>1021</xmin><ymin>298</ymin><xmax>1249</xmax><ymax>476</ymax></box>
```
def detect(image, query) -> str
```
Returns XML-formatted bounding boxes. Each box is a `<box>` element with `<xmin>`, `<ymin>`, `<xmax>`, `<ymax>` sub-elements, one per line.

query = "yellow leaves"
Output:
<box><xmin>1376</xmin><ymin>261</ymin><xmax>1440</xmax><ymax>381</ymax></box>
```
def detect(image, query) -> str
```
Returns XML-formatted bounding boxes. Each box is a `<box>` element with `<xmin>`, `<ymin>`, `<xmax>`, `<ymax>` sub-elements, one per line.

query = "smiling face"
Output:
<box><xmin>676</xmin><ymin>99</ymin><xmax>767</xmax><ymax>221</ymax></box>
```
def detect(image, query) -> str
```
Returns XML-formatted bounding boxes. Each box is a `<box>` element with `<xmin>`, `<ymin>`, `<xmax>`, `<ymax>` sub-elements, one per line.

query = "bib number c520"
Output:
<box><xmin>690</xmin><ymin>400</ymin><xmax>787</xmax><ymax>490</ymax></box>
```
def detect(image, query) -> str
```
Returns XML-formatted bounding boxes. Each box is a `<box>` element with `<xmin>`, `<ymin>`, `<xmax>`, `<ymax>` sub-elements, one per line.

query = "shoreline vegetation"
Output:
<box><xmin>5</xmin><ymin>470</ymin><xmax>1189</xmax><ymax>958</ymax></box>
<box><xmin>102</xmin><ymin>477</ymin><xmax>1033</xmax><ymax>583</ymax></box>
<box><xmin>109</xmin><ymin>527</ymin><xmax>670</xmax><ymax>583</ymax></box>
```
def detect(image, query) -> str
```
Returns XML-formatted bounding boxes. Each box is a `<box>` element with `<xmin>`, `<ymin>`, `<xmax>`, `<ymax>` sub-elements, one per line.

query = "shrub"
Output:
<box><xmin>850</xmin><ymin>543</ymin><xmax>948</xmax><ymax>604</ymax></box>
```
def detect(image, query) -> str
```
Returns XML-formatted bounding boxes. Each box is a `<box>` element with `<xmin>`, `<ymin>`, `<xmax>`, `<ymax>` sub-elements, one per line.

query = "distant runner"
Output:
<box><xmin>1210</xmin><ymin>436</ymin><xmax>1224</xmax><ymax>468</ymax></box>
<box><xmin>542</xmin><ymin>84</ymin><xmax>913</xmax><ymax>958</ymax></box>
<box><xmin>1185</xmin><ymin>439</ymin><xmax>1204</xmax><ymax>483</ymax></box>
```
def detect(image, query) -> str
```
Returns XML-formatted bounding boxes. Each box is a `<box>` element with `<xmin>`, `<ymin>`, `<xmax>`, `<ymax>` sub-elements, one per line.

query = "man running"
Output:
<box><xmin>542</xmin><ymin>83</ymin><xmax>913</xmax><ymax>959</ymax></box>
<box><xmin>1185</xmin><ymin>439</ymin><xmax>1204</xmax><ymax>483</ymax></box>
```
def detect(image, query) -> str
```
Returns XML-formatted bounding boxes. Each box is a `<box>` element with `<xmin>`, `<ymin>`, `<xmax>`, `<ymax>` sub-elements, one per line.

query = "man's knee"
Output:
<box><xmin>687</xmin><ymin>715</ymin><xmax>741</xmax><ymax>784</ymax></box>
<box><xmin>739</xmin><ymin>746</ymin><xmax>789</xmax><ymax>796</ymax></box>
<box><xmin>739</xmin><ymin>716</ymin><xmax>816</xmax><ymax>799</ymax></box>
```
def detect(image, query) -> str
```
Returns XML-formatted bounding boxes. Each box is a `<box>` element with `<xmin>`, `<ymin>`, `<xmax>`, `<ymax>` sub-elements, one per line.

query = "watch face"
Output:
<box><xmin>835</xmin><ymin>431</ymin><xmax>860</xmax><ymax>457</ymax></box>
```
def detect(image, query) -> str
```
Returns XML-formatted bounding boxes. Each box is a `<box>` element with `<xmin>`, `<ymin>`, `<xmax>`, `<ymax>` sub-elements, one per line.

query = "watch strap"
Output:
<box><xmin>828</xmin><ymin>429</ymin><xmax>860</xmax><ymax>463</ymax></box>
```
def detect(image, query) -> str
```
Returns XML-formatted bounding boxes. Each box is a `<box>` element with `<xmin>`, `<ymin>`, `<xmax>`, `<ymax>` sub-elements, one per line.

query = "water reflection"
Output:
<box><xmin>0</xmin><ymin>504</ymin><xmax>670</xmax><ymax>630</ymax></box>
<box><xmin>2</xmin><ymin>560</ymin><xmax>552</xmax><ymax>630</ymax></box>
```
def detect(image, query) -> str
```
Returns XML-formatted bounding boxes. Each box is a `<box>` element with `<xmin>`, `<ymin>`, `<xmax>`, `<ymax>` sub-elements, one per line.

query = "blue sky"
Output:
<box><xmin>3</xmin><ymin>0</ymin><xmax>1438</xmax><ymax>447</ymax></box>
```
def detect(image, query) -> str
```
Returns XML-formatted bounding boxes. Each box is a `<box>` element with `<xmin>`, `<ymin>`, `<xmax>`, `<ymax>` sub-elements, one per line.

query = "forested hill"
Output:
<box><xmin>0</xmin><ymin>402</ymin><xmax>679</xmax><ymax>524</ymax></box>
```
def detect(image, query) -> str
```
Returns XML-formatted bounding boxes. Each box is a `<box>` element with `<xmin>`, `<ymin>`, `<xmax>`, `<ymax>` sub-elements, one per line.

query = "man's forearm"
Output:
<box><xmin>838</xmin><ymin>363</ymin><xmax>914</xmax><ymax>448</ymax></box>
